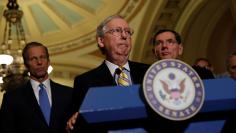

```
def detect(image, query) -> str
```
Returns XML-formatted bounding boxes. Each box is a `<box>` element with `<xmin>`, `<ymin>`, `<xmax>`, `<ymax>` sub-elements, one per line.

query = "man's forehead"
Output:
<box><xmin>28</xmin><ymin>47</ymin><xmax>46</xmax><ymax>54</ymax></box>
<box><xmin>156</xmin><ymin>32</ymin><xmax>175</xmax><ymax>40</ymax></box>
<box><xmin>106</xmin><ymin>18</ymin><xmax>128</xmax><ymax>27</ymax></box>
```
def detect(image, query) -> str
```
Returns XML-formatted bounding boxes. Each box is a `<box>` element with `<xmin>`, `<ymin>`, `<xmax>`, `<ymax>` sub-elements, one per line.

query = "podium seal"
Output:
<box><xmin>143</xmin><ymin>59</ymin><xmax>205</xmax><ymax>121</ymax></box>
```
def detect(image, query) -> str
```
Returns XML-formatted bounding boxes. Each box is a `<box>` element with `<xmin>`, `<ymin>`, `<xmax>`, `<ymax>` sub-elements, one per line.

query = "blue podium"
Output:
<box><xmin>79</xmin><ymin>78</ymin><xmax>236</xmax><ymax>132</ymax></box>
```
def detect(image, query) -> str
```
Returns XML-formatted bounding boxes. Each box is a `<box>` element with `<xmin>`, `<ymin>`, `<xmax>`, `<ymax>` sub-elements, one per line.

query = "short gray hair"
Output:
<box><xmin>96</xmin><ymin>15</ymin><xmax>124</xmax><ymax>37</ymax></box>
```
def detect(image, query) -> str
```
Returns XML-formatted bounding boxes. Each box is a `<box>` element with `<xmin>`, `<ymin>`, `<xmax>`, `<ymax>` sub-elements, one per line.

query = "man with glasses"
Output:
<box><xmin>152</xmin><ymin>29</ymin><xmax>183</xmax><ymax>60</ymax></box>
<box><xmin>67</xmin><ymin>15</ymin><xmax>150</xmax><ymax>132</ymax></box>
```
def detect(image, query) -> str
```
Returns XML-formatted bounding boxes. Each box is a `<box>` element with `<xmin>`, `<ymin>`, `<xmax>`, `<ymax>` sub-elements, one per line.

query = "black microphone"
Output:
<box><xmin>115</xmin><ymin>68</ymin><xmax>122</xmax><ymax>75</ymax></box>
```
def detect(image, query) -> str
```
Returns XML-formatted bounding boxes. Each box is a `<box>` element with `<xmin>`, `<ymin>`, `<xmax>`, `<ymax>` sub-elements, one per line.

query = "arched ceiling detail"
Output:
<box><xmin>0</xmin><ymin>0</ymin><xmax>145</xmax><ymax>55</ymax></box>
<box><xmin>229</xmin><ymin>0</ymin><xmax>236</xmax><ymax>24</ymax></box>
<box><xmin>0</xmin><ymin>0</ymin><xmax>147</xmax><ymax>86</ymax></box>
<box><xmin>136</xmin><ymin>0</ymin><xmax>189</xmax><ymax>64</ymax></box>
<box><xmin>179</xmin><ymin>0</ymin><xmax>236</xmax><ymax>73</ymax></box>
<box><xmin>138</xmin><ymin>0</ymin><xmax>236</xmax><ymax>75</ymax></box>
<box><xmin>180</xmin><ymin>0</ymin><xmax>229</xmax><ymax>60</ymax></box>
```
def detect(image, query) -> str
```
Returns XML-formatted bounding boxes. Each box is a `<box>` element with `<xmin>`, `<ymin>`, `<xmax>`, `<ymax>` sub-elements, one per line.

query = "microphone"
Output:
<box><xmin>115</xmin><ymin>68</ymin><xmax>122</xmax><ymax>75</ymax></box>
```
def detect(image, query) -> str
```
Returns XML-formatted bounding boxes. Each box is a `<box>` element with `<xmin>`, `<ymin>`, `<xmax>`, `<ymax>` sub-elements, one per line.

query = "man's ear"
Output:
<box><xmin>152</xmin><ymin>48</ymin><xmax>157</xmax><ymax>57</ymax></box>
<box><xmin>24</xmin><ymin>63</ymin><xmax>29</xmax><ymax>73</ymax></box>
<box><xmin>47</xmin><ymin>59</ymin><xmax>51</xmax><ymax>67</ymax></box>
<box><xmin>178</xmin><ymin>44</ymin><xmax>183</xmax><ymax>56</ymax></box>
<box><xmin>97</xmin><ymin>37</ymin><xmax>104</xmax><ymax>48</ymax></box>
<box><xmin>152</xmin><ymin>46</ymin><xmax>159</xmax><ymax>58</ymax></box>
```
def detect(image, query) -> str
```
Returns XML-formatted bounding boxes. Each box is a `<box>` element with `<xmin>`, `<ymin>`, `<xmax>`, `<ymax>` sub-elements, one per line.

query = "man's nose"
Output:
<box><xmin>121</xmin><ymin>32</ymin><xmax>128</xmax><ymax>39</ymax></box>
<box><xmin>36</xmin><ymin>58</ymin><xmax>43</xmax><ymax>64</ymax></box>
<box><xmin>162</xmin><ymin>42</ymin><xmax>169</xmax><ymax>47</ymax></box>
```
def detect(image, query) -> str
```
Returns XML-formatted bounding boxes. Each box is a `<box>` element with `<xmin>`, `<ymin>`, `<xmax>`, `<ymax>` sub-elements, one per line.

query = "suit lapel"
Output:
<box><xmin>97</xmin><ymin>62</ymin><xmax>117</xmax><ymax>86</ymax></box>
<box><xmin>129</xmin><ymin>61</ymin><xmax>143</xmax><ymax>84</ymax></box>
<box><xmin>129</xmin><ymin>61</ymin><xmax>138</xmax><ymax>84</ymax></box>
<box><xmin>23</xmin><ymin>81</ymin><xmax>48</xmax><ymax>125</ymax></box>
<box><xmin>49</xmin><ymin>81</ymin><xmax>58</xmax><ymax>126</ymax></box>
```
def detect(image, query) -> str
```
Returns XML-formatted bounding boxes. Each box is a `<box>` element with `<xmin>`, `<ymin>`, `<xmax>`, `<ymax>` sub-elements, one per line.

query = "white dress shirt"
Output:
<box><xmin>30</xmin><ymin>78</ymin><xmax>52</xmax><ymax>106</ymax></box>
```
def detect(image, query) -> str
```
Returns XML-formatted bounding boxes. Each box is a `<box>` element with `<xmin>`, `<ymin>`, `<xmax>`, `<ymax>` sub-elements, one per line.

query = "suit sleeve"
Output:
<box><xmin>0</xmin><ymin>92</ymin><xmax>17</xmax><ymax>133</ymax></box>
<box><xmin>70</xmin><ymin>76</ymin><xmax>88</xmax><ymax>113</ymax></box>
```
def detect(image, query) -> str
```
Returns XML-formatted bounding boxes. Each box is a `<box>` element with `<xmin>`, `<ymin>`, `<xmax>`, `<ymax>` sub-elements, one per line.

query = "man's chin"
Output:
<box><xmin>160</xmin><ymin>56</ymin><xmax>171</xmax><ymax>59</ymax></box>
<box><xmin>32</xmin><ymin>73</ymin><xmax>48</xmax><ymax>79</ymax></box>
<box><xmin>117</xmin><ymin>50</ymin><xmax>129</xmax><ymax>56</ymax></box>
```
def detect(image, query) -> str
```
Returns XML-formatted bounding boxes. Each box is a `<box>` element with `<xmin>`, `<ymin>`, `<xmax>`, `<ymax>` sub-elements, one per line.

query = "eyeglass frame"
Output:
<box><xmin>103</xmin><ymin>27</ymin><xmax>134</xmax><ymax>38</ymax></box>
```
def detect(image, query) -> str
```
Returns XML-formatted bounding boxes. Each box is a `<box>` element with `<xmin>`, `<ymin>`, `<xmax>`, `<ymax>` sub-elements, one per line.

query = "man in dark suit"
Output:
<box><xmin>150</xmin><ymin>29</ymin><xmax>190</xmax><ymax>132</ymax></box>
<box><xmin>67</xmin><ymin>15</ymin><xmax>149</xmax><ymax>132</ymax></box>
<box><xmin>0</xmin><ymin>42</ymin><xmax>73</xmax><ymax>133</ymax></box>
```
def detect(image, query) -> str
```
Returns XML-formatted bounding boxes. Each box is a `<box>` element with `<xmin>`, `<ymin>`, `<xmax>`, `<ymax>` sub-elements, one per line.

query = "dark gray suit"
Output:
<box><xmin>0</xmin><ymin>80</ymin><xmax>73</xmax><ymax>133</ymax></box>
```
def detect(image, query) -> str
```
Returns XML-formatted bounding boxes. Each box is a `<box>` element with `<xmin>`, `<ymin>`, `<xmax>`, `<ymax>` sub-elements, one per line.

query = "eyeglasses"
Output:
<box><xmin>104</xmin><ymin>27</ymin><xmax>134</xmax><ymax>38</ymax></box>
<box><xmin>154</xmin><ymin>39</ymin><xmax>178</xmax><ymax>46</ymax></box>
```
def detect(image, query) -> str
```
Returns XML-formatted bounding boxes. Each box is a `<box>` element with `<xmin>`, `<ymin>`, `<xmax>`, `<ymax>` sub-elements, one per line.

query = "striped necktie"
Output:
<box><xmin>39</xmin><ymin>84</ymin><xmax>51</xmax><ymax>125</ymax></box>
<box><xmin>117</xmin><ymin>67</ymin><xmax>130</xmax><ymax>86</ymax></box>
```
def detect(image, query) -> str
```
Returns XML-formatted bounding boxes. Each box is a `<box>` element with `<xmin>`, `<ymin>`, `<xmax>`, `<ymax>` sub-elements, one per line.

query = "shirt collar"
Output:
<box><xmin>105</xmin><ymin>60</ymin><xmax>130</xmax><ymax>76</ymax></box>
<box><xmin>30</xmin><ymin>78</ymin><xmax>50</xmax><ymax>90</ymax></box>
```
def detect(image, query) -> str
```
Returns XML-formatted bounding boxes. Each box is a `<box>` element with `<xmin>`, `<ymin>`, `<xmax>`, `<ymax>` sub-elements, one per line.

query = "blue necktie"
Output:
<box><xmin>39</xmin><ymin>84</ymin><xmax>51</xmax><ymax>125</ymax></box>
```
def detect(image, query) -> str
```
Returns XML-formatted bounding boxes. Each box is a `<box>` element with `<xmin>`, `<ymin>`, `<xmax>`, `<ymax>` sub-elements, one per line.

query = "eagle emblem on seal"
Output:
<box><xmin>159</xmin><ymin>73</ymin><xmax>186</xmax><ymax>104</ymax></box>
<box><xmin>143</xmin><ymin>59</ymin><xmax>205</xmax><ymax>121</ymax></box>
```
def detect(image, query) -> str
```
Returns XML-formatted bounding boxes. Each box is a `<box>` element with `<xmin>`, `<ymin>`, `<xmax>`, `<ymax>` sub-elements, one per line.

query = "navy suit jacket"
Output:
<box><xmin>0</xmin><ymin>80</ymin><xmax>73</xmax><ymax>133</ymax></box>
<box><xmin>72</xmin><ymin>60</ymin><xmax>150</xmax><ymax>112</ymax></box>
<box><xmin>69</xmin><ymin>61</ymin><xmax>150</xmax><ymax>132</ymax></box>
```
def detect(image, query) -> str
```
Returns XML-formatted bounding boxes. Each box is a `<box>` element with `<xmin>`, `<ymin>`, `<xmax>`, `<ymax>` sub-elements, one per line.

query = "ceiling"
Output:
<box><xmin>0</xmin><ymin>0</ymin><xmax>146</xmax><ymax>86</ymax></box>
<box><xmin>0</xmin><ymin>0</ymin><xmax>235</xmax><ymax>87</ymax></box>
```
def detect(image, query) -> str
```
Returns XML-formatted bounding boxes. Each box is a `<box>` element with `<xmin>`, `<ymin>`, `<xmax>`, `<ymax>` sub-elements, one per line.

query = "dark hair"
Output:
<box><xmin>192</xmin><ymin>65</ymin><xmax>215</xmax><ymax>79</ymax></box>
<box><xmin>22</xmin><ymin>41</ymin><xmax>49</xmax><ymax>66</ymax></box>
<box><xmin>194</xmin><ymin>57</ymin><xmax>211</xmax><ymax>67</ymax></box>
<box><xmin>153</xmin><ymin>29</ymin><xmax>182</xmax><ymax>45</ymax></box>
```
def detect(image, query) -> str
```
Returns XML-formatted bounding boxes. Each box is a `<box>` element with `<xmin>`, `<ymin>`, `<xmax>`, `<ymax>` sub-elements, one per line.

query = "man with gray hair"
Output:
<box><xmin>67</xmin><ymin>14</ymin><xmax>149</xmax><ymax>132</ymax></box>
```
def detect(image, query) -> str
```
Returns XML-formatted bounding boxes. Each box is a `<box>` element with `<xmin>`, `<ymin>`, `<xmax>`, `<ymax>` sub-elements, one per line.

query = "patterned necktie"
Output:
<box><xmin>117</xmin><ymin>67</ymin><xmax>130</xmax><ymax>86</ymax></box>
<box><xmin>39</xmin><ymin>84</ymin><xmax>51</xmax><ymax>125</ymax></box>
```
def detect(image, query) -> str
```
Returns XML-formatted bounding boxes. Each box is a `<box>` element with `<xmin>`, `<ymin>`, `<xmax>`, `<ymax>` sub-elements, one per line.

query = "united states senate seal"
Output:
<box><xmin>143</xmin><ymin>59</ymin><xmax>205</xmax><ymax>121</ymax></box>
